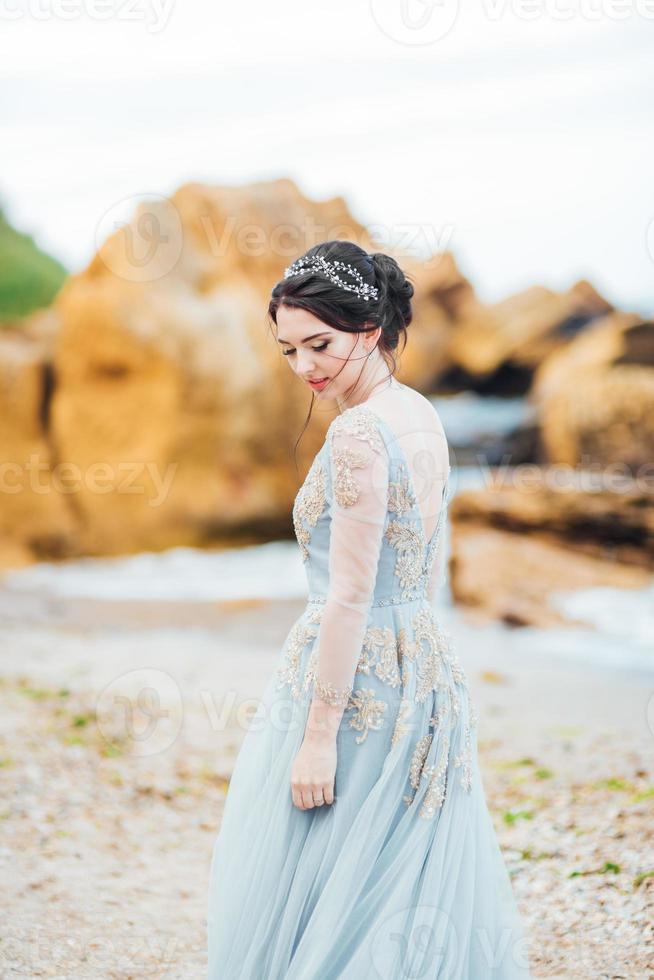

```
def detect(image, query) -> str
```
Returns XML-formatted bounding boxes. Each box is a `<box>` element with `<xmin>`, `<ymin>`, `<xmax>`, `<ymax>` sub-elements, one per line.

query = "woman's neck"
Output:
<box><xmin>336</xmin><ymin>368</ymin><xmax>401</xmax><ymax>412</ymax></box>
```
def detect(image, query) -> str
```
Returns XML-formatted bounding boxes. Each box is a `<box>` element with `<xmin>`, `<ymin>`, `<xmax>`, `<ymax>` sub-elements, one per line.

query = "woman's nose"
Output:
<box><xmin>296</xmin><ymin>350</ymin><xmax>316</xmax><ymax>374</ymax></box>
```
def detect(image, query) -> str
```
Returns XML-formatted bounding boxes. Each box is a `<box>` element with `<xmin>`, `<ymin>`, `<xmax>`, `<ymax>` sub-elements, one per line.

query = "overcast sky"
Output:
<box><xmin>1</xmin><ymin>0</ymin><xmax>653</xmax><ymax>310</ymax></box>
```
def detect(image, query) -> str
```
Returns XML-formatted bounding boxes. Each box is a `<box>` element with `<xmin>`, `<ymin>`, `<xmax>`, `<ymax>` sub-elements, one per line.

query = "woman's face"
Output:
<box><xmin>275</xmin><ymin>305</ymin><xmax>377</xmax><ymax>399</ymax></box>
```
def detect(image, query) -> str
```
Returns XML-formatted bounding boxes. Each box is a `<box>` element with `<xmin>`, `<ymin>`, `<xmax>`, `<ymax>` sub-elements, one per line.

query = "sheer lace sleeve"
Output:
<box><xmin>425</xmin><ymin>475</ymin><xmax>452</xmax><ymax>605</ymax></box>
<box><xmin>426</xmin><ymin>536</ymin><xmax>446</xmax><ymax>605</ymax></box>
<box><xmin>312</xmin><ymin>409</ymin><xmax>389</xmax><ymax>707</ymax></box>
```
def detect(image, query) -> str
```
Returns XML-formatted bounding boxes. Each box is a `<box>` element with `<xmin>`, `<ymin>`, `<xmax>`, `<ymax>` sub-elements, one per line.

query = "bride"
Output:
<box><xmin>206</xmin><ymin>240</ymin><xmax>531</xmax><ymax>978</ymax></box>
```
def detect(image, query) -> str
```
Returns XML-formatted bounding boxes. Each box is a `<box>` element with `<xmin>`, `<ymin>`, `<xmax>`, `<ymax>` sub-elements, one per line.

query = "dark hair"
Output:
<box><xmin>268</xmin><ymin>240</ymin><xmax>414</xmax><ymax>450</ymax></box>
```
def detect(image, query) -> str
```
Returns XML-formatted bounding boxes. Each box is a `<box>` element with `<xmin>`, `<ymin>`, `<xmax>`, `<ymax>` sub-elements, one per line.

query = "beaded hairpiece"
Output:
<box><xmin>283</xmin><ymin>254</ymin><xmax>379</xmax><ymax>302</ymax></box>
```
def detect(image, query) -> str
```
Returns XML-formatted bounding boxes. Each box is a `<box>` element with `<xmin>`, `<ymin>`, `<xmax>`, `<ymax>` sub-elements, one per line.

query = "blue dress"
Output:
<box><xmin>207</xmin><ymin>401</ymin><xmax>531</xmax><ymax>979</ymax></box>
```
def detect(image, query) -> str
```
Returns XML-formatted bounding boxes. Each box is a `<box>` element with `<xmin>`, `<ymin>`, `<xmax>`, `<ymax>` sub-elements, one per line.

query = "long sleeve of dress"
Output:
<box><xmin>312</xmin><ymin>411</ymin><xmax>390</xmax><ymax>707</ymax></box>
<box><xmin>425</xmin><ymin>533</ymin><xmax>446</xmax><ymax>606</ymax></box>
<box><xmin>425</xmin><ymin>466</ymin><xmax>452</xmax><ymax>606</ymax></box>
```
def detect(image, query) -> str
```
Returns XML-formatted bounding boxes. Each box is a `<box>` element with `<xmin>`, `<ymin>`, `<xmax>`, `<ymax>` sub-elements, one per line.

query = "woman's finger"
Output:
<box><xmin>300</xmin><ymin>787</ymin><xmax>314</xmax><ymax>809</ymax></box>
<box><xmin>291</xmin><ymin>785</ymin><xmax>304</xmax><ymax>809</ymax></box>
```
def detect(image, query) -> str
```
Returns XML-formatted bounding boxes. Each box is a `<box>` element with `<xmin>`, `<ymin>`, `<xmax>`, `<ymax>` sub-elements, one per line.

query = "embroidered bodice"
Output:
<box><xmin>291</xmin><ymin>396</ymin><xmax>453</xmax><ymax>710</ymax></box>
<box><xmin>293</xmin><ymin>399</ymin><xmax>452</xmax><ymax>604</ymax></box>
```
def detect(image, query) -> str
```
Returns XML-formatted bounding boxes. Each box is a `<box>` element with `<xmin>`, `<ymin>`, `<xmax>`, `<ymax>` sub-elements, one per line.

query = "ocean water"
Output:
<box><xmin>2</xmin><ymin>510</ymin><xmax>651</xmax><ymax>676</ymax></box>
<box><xmin>432</xmin><ymin>394</ymin><xmax>534</xmax><ymax>449</ymax></box>
<box><xmin>0</xmin><ymin>540</ymin><xmax>305</xmax><ymax>603</ymax></box>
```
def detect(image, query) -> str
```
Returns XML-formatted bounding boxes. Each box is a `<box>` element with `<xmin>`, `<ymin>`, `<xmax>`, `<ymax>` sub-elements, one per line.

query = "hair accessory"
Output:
<box><xmin>284</xmin><ymin>254</ymin><xmax>379</xmax><ymax>302</ymax></box>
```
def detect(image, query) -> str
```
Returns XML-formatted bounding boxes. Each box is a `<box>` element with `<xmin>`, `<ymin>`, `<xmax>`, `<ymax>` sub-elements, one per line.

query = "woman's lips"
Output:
<box><xmin>308</xmin><ymin>378</ymin><xmax>329</xmax><ymax>391</ymax></box>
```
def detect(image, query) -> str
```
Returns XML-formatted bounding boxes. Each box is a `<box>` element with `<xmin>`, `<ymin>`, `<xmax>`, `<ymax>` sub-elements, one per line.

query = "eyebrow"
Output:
<box><xmin>277</xmin><ymin>331</ymin><xmax>331</xmax><ymax>345</ymax></box>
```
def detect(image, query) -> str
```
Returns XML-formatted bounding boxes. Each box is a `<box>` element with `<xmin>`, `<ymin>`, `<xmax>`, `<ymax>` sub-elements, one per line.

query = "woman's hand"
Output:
<box><xmin>290</xmin><ymin>734</ymin><xmax>337</xmax><ymax>810</ymax></box>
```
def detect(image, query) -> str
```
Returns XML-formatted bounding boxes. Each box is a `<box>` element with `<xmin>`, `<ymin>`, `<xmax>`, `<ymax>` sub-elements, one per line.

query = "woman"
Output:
<box><xmin>206</xmin><ymin>240</ymin><xmax>531</xmax><ymax>978</ymax></box>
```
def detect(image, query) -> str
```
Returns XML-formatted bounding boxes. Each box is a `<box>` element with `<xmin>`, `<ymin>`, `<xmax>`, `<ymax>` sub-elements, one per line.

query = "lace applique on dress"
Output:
<box><xmin>402</xmin><ymin>700</ymin><xmax>452</xmax><ymax>817</ymax></box>
<box><xmin>292</xmin><ymin>458</ymin><xmax>327</xmax><ymax>563</ymax></box>
<box><xmin>311</xmin><ymin>405</ymin><xmax>389</xmax><ymax>710</ymax></box>
<box><xmin>314</xmin><ymin>678</ymin><xmax>352</xmax><ymax>707</ymax></box>
<box><xmin>453</xmin><ymin>723</ymin><xmax>474</xmax><ymax>793</ymax></box>
<box><xmin>331</xmin><ymin>445</ymin><xmax>370</xmax><ymax>507</ymax></box>
<box><xmin>391</xmin><ymin>697</ymin><xmax>414</xmax><ymax>748</ymax></box>
<box><xmin>400</xmin><ymin>666</ymin><xmax>477</xmax><ymax>818</ymax></box>
<box><xmin>285</xmin><ymin>400</ymin><xmax>478</xmax><ymax>819</ymax></box>
<box><xmin>276</xmin><ymin>607</ymin><xmax>323</xmax><ymax>698</ymax></box>
<box><xmin>384</xmin><ymin>521</ymin><xmax>425</xmax><ymax>593</ymax></box>
<box><xmin>387</xmin><ymin>463</ymin><xmax>416</xmax><ymax>517</ymax></box>
<box><xmin>386</xmin><ymin>464</ymin><xmax>452</xmax><ymax>599</ymax></box>
<box><xmin>397</xmin><ymin>627</ymin><xmax>419</xmax><ymax>688</ymax></box>
<box><xmin>420</xmin><ymin>729</ymin><xmax>452</xmax><ymax>819</ymax></box>
<box><xmin>348</xmin><ymin>688</ymin><xmax>388</xmax><ymax>744</ymax></box>
<box><xmin>412</xmin><ymin>607</ymin><xmax>448</xmax><ymax>703</ymax></box>
<box><xmin>357</xmin><ymin>625</ymin><xmax>401</xmax><ymax>688</ymax></box>
<box><xmin>327</xmin><ymin>406</ymin><xmax>387</xmax><ymax>509</ymax></box>
<box><xmin>405</xmin><ymin>732</ymin><xmax>433</xmax><ymax>802</ymax></box>
<box><xmin>329</xmin><ymin>405</ymin><xmax>385</xmax><ymax>455</ymax></box>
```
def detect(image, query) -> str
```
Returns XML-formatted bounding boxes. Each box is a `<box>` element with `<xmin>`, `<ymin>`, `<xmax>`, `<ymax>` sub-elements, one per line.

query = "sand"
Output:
<box><xmin>0</xmin><ymin>588</ymin><xmax>652</xmax><ymax>979</ymax></box>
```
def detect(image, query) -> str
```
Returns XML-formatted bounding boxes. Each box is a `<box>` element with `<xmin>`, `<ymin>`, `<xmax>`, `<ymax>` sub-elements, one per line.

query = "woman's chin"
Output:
<box><xmin>317</xmin><ymin>385</ymin><xmax>340</xmax><ymax>399</ymax></box>
<box><xmin>307</xmin><ymin>380</ymin><xmax>333</xmax><ymax>396</ymax></box>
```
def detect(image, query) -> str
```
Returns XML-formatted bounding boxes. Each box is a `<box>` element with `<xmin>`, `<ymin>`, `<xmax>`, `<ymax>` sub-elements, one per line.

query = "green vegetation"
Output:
<box><xmin>632</xmin><ymin>787</ymin><xmax>654</xmax><ymax>802</ymax></box>
<box><xmin>569</xmin><ymin>861</ymin><xmax>621</xmax><ymax>878</ymax></box>
<box><xmin>0</xmin><ymin>204</ymin><xmax>67</xmax><ymax>323</ymax></box>
<box><xmin>519</xmin><ymin>848</ymin><xmax>558</xmax><ymax>861</ymax></box>
<box><xmin>499</xmin><ymin>757</ymin><xmax>537</xmax><ymax>768</ymax></box>
<box><xmin>503</xmin><ymin>808</ymin><xmax>535</xmax><ymax>825</ymax></box>
<box><xmin>594</xmin><ymin>777</ymin><xmax>635</xmax><ymax>793</ymax></box>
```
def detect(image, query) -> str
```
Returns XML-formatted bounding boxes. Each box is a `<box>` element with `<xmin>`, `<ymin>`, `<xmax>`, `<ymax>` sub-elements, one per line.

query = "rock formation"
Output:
<box><xmin>444</xmin><ymin>280</ymin><xmax>613</xmax><ymax>394</ymax></box>
<box><xmin>0</xmin><ymin>179</ymin><xmax>471</xmax><ymax>561</ymax></box>
<box><xmin>0</xmin><ymin>175</ymin><xmax>651</xmax><ymax>628</ymax></box>
<box><xmin>530</xmin><ymin>313</ymin><xmax>654</xmax><ymax>469</ymax></box>
<box><xmin>449</xmin><ymin>478</ymin><xmax>653</xmax><ymax>627</ymax></box>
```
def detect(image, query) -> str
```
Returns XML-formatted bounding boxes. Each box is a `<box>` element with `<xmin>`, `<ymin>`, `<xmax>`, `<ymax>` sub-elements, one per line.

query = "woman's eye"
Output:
<box><xmin>281</xmin><ymin>342</ymin><xmax>328</xmax><ymax>357</ymax></box>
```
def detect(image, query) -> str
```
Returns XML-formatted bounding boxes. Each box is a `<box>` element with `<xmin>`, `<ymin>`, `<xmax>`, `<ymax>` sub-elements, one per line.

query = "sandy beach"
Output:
<box><xmin>0</xmin><ymin>572</ymin><xmax>653</xmax><ymax>979</ymax></box>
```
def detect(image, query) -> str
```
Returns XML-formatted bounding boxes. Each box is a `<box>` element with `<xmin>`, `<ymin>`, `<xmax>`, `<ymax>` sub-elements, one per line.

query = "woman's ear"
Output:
<box><xmin>363</xmin><ymin>324</ymin><xmax>382</xmax><ymax>350</ymax></box>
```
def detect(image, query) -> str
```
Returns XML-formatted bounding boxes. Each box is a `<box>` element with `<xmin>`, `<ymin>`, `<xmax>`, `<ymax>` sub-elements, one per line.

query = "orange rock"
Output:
<box><xmin>0</xmin><ymin>177</ymin><xmax>646</xmax><ymax>570</ymax></box>
<box><xmin>0</xmin><ymin>314</ymin><xmax>78</xmax><ymax>561</ymax></box>
<box><xmin>531</xmin><ymin>313</ymin><xmax>654</xmax><ymax>468</ymax></box>
<box><xmin>449</xmin><ymin>477</ymin><xmax>653</xmax><ymax>626</ymax></box>
<box><xmin>447</xmin><ymin>280</ymin><xmax>612</xmax><ymax>385</ymax></box>
<box><xmin>4</xmin><ymin>178</ymin><xmax>467</xmax><ymax>561</ymax></box>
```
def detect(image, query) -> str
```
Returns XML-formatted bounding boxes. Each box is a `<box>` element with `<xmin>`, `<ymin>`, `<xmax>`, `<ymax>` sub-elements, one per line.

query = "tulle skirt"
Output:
<box><xmin>206</xmin><ymin>605</ymin><xmax>532</xmax><ymax>979</ymax></box>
